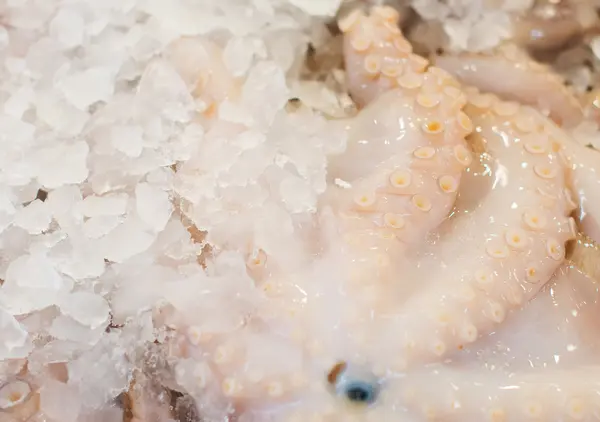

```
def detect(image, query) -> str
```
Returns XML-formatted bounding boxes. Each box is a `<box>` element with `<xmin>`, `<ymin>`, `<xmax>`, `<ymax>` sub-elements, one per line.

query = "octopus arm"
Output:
<box><xmin>434</xmin><ymin>45</ymin><xmax>583</xmax><ymax>128</ymax></box>
<box><xmin>563</xmin><ymin>141</ymin><xmax>600</xmax><ymax>244</ymax></box>
<box><xmin>339</xmin><ymin>5</ymin><xmax>435</xmax><ymax>108</ymax></box>
<box><xmin>387</xmin><ymin>94</ymin><xmax>577</xmax><ymax>367</ymax></box>
<box><xmin>332</xmin><ymin>5</ymin><xmax>473</xmax><ymax>252</ymax></box>
<box><xmin>399</xmin><ymin>366</ymin><xmax>600</xmax><ymax>421</ymax></box>
<box><xmin>394</xmin><ymin>266</ymin><xmax>600</xmax><ymax>421</ymax></box>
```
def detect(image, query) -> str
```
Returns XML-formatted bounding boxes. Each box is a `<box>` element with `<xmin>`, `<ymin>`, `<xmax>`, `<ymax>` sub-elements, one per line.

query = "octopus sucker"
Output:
<box><xmin>0</xmin><ymin>378</ymin><xmax>39</xmax><ymax>421</ymax></box>
<box><xmin>433</xmin><ymin>44</ymin><xmax>584</xmax><ymax>128</ymax></box>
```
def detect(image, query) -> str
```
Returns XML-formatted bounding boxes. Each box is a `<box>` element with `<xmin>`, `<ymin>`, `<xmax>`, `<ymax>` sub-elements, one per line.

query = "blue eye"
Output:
<box><xmin>341</xmin><ymin>380</ymin><xmax>378</xmax><ymax>404</ymax></box>
<box><xmin>328</xmin><ymin>362</ymin><xmax>380</xmax><ymax>405</ymax></box>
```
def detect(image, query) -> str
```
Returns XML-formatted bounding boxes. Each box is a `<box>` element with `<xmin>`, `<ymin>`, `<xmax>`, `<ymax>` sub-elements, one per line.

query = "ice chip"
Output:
<box><xmin>0</xmin><ymin>115</ymin><xmax>36</xmax><ymax>146</ymax></box>
<box><xmin>78</xmin><ymin>193</ymin><xmax>128</xmax><ymax>217</ymax></box>
<box><xmin>135</xmin><ymin>183</ymin><xmax>173</xmax><ymax>232</ymax></box>
<box><xmin>40</xmin><ymin>378</ymin><xmax>82</xmax><ymax>422</ymax></box>
<box><xmin>137</xmin><ymin>60</ymin><xmax>195</xmax><ymax>123</ymax></box>
<box><xmin>288</xmin><ymin>0</ymin><xmax>343</xmax><ymax>16</ymax></box>
<box><xmin>110</xmin><ymin>125</ymin><xmax>144</xmax><ymax>158</ymax></box>
<box><xmin>34</xmin><ymin>92</ymin><xmax>90</xmax><ymax>136</ymax></box>
<box><xmin>6</xmin><ymin>254</ymin><xmax>63</xmax><ymax>290</ymax></box>
<box><xmin>60</xmin><ymin>67</ymin><xmax>116</xmax><ymax>110</ymax></box>
<box><xmin>242</xmin><ymin>61</ymin><xmax>289</xmax><ymax>127</ymax></box>
<box><xmin>0</xmin><ymin>253</ymin><xmax>67</xmax><ymax>314</ymax></box>
<box><xmin>83</xmin><ymin>215</ymin><xmax>123</xmax><ymax>239</ymax></box>
<box><xmin>0</xmin><ymin>188</ymin><xmax>17</xmax><ymax>235</ymax></box>
<box><xmin>35</xmin><ymin>141</ymin><xmax>89</xmax><ymax>189</ymax></box>
<box><xmin>223</xmin><ymin>37</ymin><xmax>255</xmax><ymax>77</ymax></box>
<box><xmin>13</xmin><ymin>199</ymin><xmax>52</xmax><ymax>234</ymax></box>
<box><xmin>0</xmin><ymin>307</ymin><xmax>32</xmax><ymax>360</ymax></box>
<box><xmin>4</xmin><ymin>87</ymin><xmax>35</xmax><ymax>119</ymax></box>
<box><xmin>100</xmin><ymin>217</ymin><xmax>155</xmax><ymax>263</ymax></box>
<box><xmin>49</xmin><ymin>9</ymin><xmax>85</xmax><ymax>48</ymax></box>
<box><xmin>58</xmin><ymin>292</ymin><xmax>110</xmax><ymax>330</ymax></box>
<box><xmin>279</xmin><ymin>176</ymin><xmax>317</xmax><ymax>214</ymax></box>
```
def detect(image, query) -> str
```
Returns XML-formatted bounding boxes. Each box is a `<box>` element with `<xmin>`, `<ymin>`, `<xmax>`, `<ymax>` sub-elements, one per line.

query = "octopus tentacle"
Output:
<box><xmin>332</xmin><ymin>6</ymin><xmax>473</xmax><ymax>255</ymax></box>
<box><xmin>380</xmin><ymin>91</ymin><xmax>577</xmax><ymax>367</ymax></box>
<box><xmin>434</xmin><ymin>44</ymin><xmax>583</xmax><ymax>128</ymax></box>
<box><xmin>327</xmin><ymin>89</ymin><xmax>473</xmax><ymax>256</ymax></box>
<box><xmin>340</xmin><ymin>5</ymin><xmax>433</xmax><ymax>107</ymax></box>
<box><xmin>565</xmin><ymin>142</ymin><xmax>600</xmax><ymax>244</ymax></box>
<box><xmin>399</xmin><ymin>367</ymin><xmax>600</xmax><ymax>421</ymax></box>
<box><xmin>393</xmin><ymin>265</ymin><xmax>600</xmax><ymax>422</ymax></box>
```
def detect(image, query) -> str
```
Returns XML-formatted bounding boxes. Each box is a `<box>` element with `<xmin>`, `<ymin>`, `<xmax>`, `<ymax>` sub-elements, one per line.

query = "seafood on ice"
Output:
<box><xmin>4</xmin><ymin>2</ymin><xmax>600</xmax><ymax>422</ymax></box>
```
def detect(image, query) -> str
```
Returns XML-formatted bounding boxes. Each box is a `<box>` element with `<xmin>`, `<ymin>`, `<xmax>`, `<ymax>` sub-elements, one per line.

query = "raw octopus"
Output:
<box><xmin>5</xmin><ymin>4</ymin><xmax>600</xmax><ymax>422</ymax></box>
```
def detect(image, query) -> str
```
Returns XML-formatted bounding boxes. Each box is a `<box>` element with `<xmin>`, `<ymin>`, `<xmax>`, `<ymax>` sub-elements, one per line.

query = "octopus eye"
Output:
<box><xmin>327</xmin><ymin>361</ymin><xmax>380</xmax><ymax>405</ymax></box>
<box><xmin>341</xmin><ymin>380</ymin><xmax>378</xmax><ymax>404</ymax></box>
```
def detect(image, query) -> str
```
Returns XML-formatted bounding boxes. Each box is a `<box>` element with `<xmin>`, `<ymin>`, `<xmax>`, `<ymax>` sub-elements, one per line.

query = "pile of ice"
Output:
<box><xmin>411</xmin><ymin>0</ymin><xmax>534</xmax><ymax>51</ymax></box>
<box><xmin>0</xmin><ymin>0</ymin><xmax>349</xmax><ymax>420</ymax></box>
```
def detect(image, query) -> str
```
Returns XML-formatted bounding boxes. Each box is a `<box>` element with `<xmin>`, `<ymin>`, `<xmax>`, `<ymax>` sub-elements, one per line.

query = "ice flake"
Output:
<box><xmin>35</xmin><ymin>141</ymin><xmax>89</xmax><ymax>189</ymax></box>
<box><xmin>34</xmin><ymin>92</ymin><xmax>90</xmax><ymax>136</ymax></box>
<box><xmin>60</xmin><ymin>67</ymin><xmax>116</xmax><ymax>110</ymax></box>
<box><xmin>218</xmin><ymin>100</ymin><xmax>255</xmax><ymax>126</ymax></box>
<box><xmin>0</xmin><ymin>114</ymin><xmax>36</xmax><ymax>146</ymax></box>
<box><xmin>67</xmin><ymin>335</ymin><xmax>132</xmax><ymax>408</ymax></box>
<box><xmin>49</xmin><ymin>9</ymin><xmax>85</xmax><ymax>49</ymax></box>
<box><xmin>110</xmin><ymin>124</ymin><xmax>144</xmax><ymax>158</ymax></box>
<box><xmin>100</xmin><ymin>217</ymin><xmax>155</xmax><ymax>263</ymax></box>
<box><xmin>242</xmin><ymin>61</ymin><xmax>289</xmax><ymax>127</ymax></box>
<box><xmin>83</xmin><ymin>215</ymin><xmax>123</xmax><ymax>239</ymax></box>
<box><xmin>288</xmin><ymin>0</ymin><xmax>343</xmax><ymax>16</ymax></box>
<box><xmin>78</xmin><ymin>193</ymin><xmax>128</xmax><ymax>218</ymax></box>
<box><xmin>51</xmin><ymin>236</ymin><xmax>107</xmax><ymax>280</ymax></box>
<box><xmin>279</xmin><ymin>176</ymin><xmax>317</xmax><ymax>214</ymax></box>
<box><xmin>40</xmin><ymin>378</ymin><xmax>82</xmax><ymax>422</ymax></box>
<box><xmin>13</xmin><ymin>199</ymin><xmax>51</xmax><ymax>234</ymax></box>
<box><xmin>0</xmin><ymin>254</ymin><xmax>67</xmax><ymax>314</ymax></box>
<box><xmin>141</xmin><ymin>0</ymin><xmax>224</xmax><ymax>35</ymax></box>
<box><xmin>6</xmin><ymin>254</ymin><xmax>63</xmax><ymax>290</ymax></box>
<box><xmin>0</xmin><ymin>307</ymin><xmax>32</xmax><ymax>360</ymax></box>
<box><xmin>49</xmin><ymin>315</ymin><xmax>106</xmax><ymax>346</ymax></box>
<box><xmin>0</xmin><ymin>188</ymin><xmax>17</xmax><ymax>234</ymax></box>
<box><xmin>58</xmin><ymin>292</ymin><xmax>110</xmax><ymax>330</ymax></box>
<box><xmin>46</xmin><ymin>186</ymin><xmax>83</xmax><ymax>228</ymax></box>
<box><xmin>135</xmin><ymin>183</ymin><xmax>173</xmax><ymax>232</ymax></box>
<box><xmin>223</xmin><ymin>37</ymin><xmax>256</xmax><ymax>77</ymax></box>
<box><xmin>136</xmin><ymin>60</ymin><xmax>195</xmax><ymax>123</ymax></box>
<box><xmin>0</xmin><ymin>26</ymin><xmax>7</xmax><ymax>50</ymax></box>
<box><xmin>3</xmin><ymin>87</ymin><xmax>35</xmax><ymax>119</ymax></box>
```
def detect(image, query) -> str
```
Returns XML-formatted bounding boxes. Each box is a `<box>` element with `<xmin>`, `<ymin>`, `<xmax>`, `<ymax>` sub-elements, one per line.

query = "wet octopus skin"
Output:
<box><xmin>432</xmin><ymin>43</ymin><xmax>584</xmax><ymax>129</ymax></box>
<box><xmin>105</xmin><ymin>6</ymin><xmax>600</xmax><ymax>422</ymax></box>
<box><xmin>339</xmin><ymin>4</ymin><xmax>576</xmax><ymax>365</ymax></box>
<box><xmin>428</xmin><ymin>24</ymin><xmax>600</xmax><ymax>248</ymax></box>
